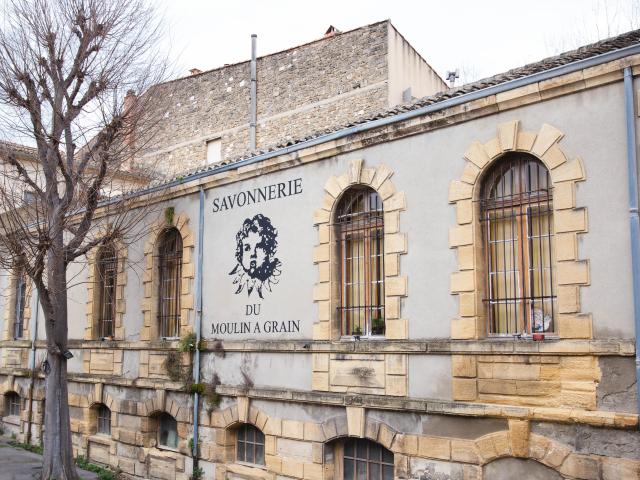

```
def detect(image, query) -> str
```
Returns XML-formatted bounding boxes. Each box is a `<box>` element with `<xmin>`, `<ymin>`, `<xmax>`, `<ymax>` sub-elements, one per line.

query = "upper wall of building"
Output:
<box><xmin>387</xmin><ymin>23</ymin><xmax>447</xmax><ymax>105</ymax></box>
<box><xmin>136</xmin><ymin>21</ymin><xmax>445</xmax><ymax>178</ymax></box>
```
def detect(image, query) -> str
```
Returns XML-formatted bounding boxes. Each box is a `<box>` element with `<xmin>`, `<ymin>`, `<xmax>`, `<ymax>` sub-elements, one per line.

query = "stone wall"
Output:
<box><xmin>137</xmin><ymin>21</ymin><xmax>393</xmax><ymax>177</ymax></box>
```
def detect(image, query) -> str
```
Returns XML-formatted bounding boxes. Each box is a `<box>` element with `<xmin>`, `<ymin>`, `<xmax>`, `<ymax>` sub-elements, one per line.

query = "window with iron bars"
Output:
<box><xmin>5</xmin><ymin>392</ymin><xmax>20</xmax><ymax>416</ymax></box>
<box><xmin>335</xmin><ymin>186</ymin><xmax>385</xmax><ymax>337</ymax></box>
<box><xmin>342</xmin><ymin>438</ymin><xmax>394</xmax><ymax>480</ymax></box>
<box><xmin>97</xmin><ymin>404</ymin><xmax>111</xmax><ymax>435</ymax></box>
<box><xmin>96</xmin><ymin>245</ymin><xmax>117</xmax><ymax>339</ymax></box>
<box><xmin>236</xmin><ymin>423</ymin><xmax>265</xmax><ymax>466</ymax></box>
<box><xmin>157</xmin><ymin>228</ymin><xmax>183</xmax><ymax>338</ymax></box>
<box><xmin>13</xmin><ymin>267</ymin><xmax>27</xmax><ymax>339</ymax></box>
<box><xmin>480</xmin><ymin>153</ymin><xmax>556</xmax><ymax>336</ymax></box>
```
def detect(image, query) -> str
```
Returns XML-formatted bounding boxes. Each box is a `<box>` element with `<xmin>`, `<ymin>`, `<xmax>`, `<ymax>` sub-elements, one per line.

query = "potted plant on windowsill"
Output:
<box><xmin>352</xmin><ymin>326</ymin><xmax>362</xmax><ymax>341</ymax></box>
<box><xmin>371</xmin><ymin>317</ymin><xmax>385</xmax><ymax>336</ymax></box>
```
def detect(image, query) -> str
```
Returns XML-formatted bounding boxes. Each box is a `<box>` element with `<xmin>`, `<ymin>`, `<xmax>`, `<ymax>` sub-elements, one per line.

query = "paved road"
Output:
<box><xmin>0</xmin><ymin>438</ymin><xmax>98</xmax><ymax>480</ymax></box>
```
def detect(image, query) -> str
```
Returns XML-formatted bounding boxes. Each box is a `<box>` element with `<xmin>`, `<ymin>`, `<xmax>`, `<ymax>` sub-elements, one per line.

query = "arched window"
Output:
<box><xmin>96</xmin><ymin>244</ymin><xmax>117</xmax><ymax>338</ymax></box>
<box><xmin>4</xmin><ymin>392</ymin><xmax>21</xmax><ymax>417</ymax></box>
<box><xmin>157</xmin><ymin>228</ymin><xmax>183</xmax><ymax>338</ymax></box>
<box><xmin>236</xmin><ymin>423</ymin><xmax>265</xmax><ymax>466</ymax></box>
<box><xmin>12</xmin><ymin>266</ymin><xmax>27</xmax><ymax>339</ymax></box>
<box><xmin>96</xmin><ymin>404</ymin><xmax>111</xmax><ymax>435</ymax></box>
<box><xmin>480</xmin><ymin>153</ymin><xmax>555</xmax><ymax>335</ymax></box>
<box><xmin>156</xmin><ymin>412</ymin><xmax>178</xmax><ymax>449</ymax></box>
<box><xmin>335</xmin><ymin>186</ymin><xmax>385</xmax><ymax>337</ymax></box>
<box><xmin>341</xmin><ymin>438</ymin><xmax>393</xmax><ymax>480</ymax></box>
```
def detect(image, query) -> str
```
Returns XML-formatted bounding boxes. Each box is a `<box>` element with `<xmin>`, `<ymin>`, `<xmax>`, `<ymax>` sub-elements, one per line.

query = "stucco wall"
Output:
<box><xmin>387</xmin><ymin>23</ymin><xmax>446</xmax><ymax>105</ymax></box>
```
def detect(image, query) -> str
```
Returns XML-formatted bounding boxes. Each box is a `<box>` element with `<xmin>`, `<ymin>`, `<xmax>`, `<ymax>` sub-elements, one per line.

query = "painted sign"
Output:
<box><xmin>211</xmin><ymin>178</ymin><xmax>302</xmax><ymax>213</ymax></box>
<box><xmin>207</xmin><ymin>177</ymin><xmax>307</xmax><ymax>338</ymax></box>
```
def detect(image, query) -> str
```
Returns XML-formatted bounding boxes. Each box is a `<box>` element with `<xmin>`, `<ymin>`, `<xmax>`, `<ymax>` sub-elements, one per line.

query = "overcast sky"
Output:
<box><xmin>157</xmin><ymin>0</ymin><xmax>640</xmax><ymax>85</ymax></box>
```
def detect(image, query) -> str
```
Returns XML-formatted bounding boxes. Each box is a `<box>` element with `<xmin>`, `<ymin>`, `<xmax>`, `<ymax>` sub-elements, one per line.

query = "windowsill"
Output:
<box><xmin>155</xmin><ymin>444</ymin><xmax>180</xmax><ymax>454</ymax></box>
<box><xmin>226</xmin><ymin>462</ymin><xmax>270</xmax><ymax>480</ymax></box>
<box><xmin>2</xmin><ymin>415</ymin><xmax>20</xmax><ymax>426</ymax></box>
<box><xmin>340</xmin><ymin>335</ymin><xmax>386</xmax><ymax>341</ymax></box>
<box><xmin>486</xmin><ymin>334</ymin><xmax>559</xmax><ymax>340</ymax></box>
<box><xmin>88</xmin><ymin>434</ymin><xmax>112</xmax><ymax>445</ymax></box>
<box><xmin>235</xmin><ymin>461</ymin><xmax>267</xmax><ymax>470</ymax></box>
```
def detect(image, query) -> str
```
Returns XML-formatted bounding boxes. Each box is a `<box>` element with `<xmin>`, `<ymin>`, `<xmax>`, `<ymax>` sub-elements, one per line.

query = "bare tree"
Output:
<box><xmin>0</xmin><ymin>1</ymin><xmax>167</xmax><ymax>478</ymax></box>
<box><xmin>545</xmin><ymin>0</ymin><xmax>640</xmax><ymax>54</ymax></box>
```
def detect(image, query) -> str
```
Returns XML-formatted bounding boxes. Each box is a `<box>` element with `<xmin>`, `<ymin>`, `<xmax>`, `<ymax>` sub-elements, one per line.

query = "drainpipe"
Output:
<box><xmin>623</xmin><ymin>66</ymin><xmax>640</xmax><ymax>423</ymax></box>
<box><xmin>25</xmin><ymin>289</ymin><xmax>40</xmax><ymax>445</ymax></box>
<box><xmin>249</xmin><ymin>34</ymin><xmax>257</xmax><ymax>151</ymax></box>
<box><xmin>191</xmin><ymin>187</ymin><xmax>205</xmax><ymax>469</ymax></box>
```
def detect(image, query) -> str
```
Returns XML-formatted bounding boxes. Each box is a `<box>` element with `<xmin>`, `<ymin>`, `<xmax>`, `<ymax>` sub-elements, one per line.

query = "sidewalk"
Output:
<box><xmin>0</xmin><ymin>437</ymin><xmax>99</xmax><ymax>480</ymax></box>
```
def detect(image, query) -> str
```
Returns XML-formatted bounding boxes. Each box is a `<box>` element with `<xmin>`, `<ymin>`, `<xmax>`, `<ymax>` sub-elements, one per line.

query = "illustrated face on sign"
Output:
<box><xmin>230</xmin><ymin>214</ymin><xmax>282</xmax><ymax>298</ymax></box>
<box><xmin>241</xmin><ymin>230</ymin><xmax>267</xmax><ymax>276</ymax></box>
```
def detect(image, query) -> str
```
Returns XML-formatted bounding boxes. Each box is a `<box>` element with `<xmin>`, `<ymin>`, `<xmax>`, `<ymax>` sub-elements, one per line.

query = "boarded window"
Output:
<box><xmin>157</xmin><ymin>228</ymin><xmax>183</xmax><ymax>338</ymax></box>
<box><xmin>335</xmin><ymin>187</ymin><xmax>385</xmax><ymax>336</ymax></box>
<box><xmin>206</xmin><ymin>138</ymin><xmax>222</xmax><ymax>165</ymax></box>
<box><xmin>480</xmin><ymin>153</ymin><xmax>556</xmax><ymax>335</ymax></box>
<box><xmin>236</xmin><ymin>424</ymin><xmax>265</xmax><ymax>465</ymax></box>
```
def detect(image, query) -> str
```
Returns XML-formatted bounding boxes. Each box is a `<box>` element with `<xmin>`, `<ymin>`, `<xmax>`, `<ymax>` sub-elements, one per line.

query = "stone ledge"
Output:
<box><xmin>12</xmin><ymin>337</ymin><xmax>631</xmax><ymax>356</ymax></box>
<box><xmin>2</xmin><ymin>370</ymin><xmax>637</xmax><ymax>430</ymax></box>
<box><xmin>212</xmin><ymin>385</ymin><xmax>638</xmax><ymax>430</ymax></box>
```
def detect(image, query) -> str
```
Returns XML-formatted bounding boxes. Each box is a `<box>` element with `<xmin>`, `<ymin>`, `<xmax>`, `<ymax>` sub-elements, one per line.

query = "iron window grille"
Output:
<box><xmin>343</xmin><ymin>438</ymin><xmax>394</xmax><ymax>480</ymax></box>
<box><xmin>97</xmin><ymin>404</ymin><xmax>111</xmax><ymax>435</ymax></box>
<box><xmin>5</xmin><ymin>392</ymin><xmax>20</xmax><ymax>416</ymax></box>
<box><xmin>157</xmin><ymin>413</ymin><xmax>178</xmax><ymax>449</ymax></box>
<box><xmin>156</xmin><ymin>228</ymin><xmax>183</xmax><ymax>338</ymax></box>
<box><xmin>13</xmin><ymin>268</ymin><xmax>26</xmax><ymax>339</ymax></box>
<box><xmin>335</xmin><ymin>186</ymin><xmax>385</xmax><ymax>337</ymax></box>
<box><xmin>480</xmin><ymin>153</ymin><xmax>556</xmax><ymax>336</ymax></box>
<box><xmin>96</xmin><ymin>245</ymin><xmax>117</xmax><ymax>339</ymax></box>
<box><xmin>236</xmin><ymin>423</ymin><xmax>265</xmax><ymax>466</ymax></box>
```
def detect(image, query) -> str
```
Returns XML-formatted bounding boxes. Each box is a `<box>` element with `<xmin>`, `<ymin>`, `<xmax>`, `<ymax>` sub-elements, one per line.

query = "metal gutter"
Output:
<box><xmin>132</xmin><ymin>40</ymin><xmax>640</xmax><ymax>200</ymax></box>
<box><xmin>623</xmin><ymin>67</ymin><xmax>640</xmax><ymax>423</ymax></box>
<box><xmin>191</xmin><ymin>187</ymin><xmax>205</xmax><ymax>467</ymax></box>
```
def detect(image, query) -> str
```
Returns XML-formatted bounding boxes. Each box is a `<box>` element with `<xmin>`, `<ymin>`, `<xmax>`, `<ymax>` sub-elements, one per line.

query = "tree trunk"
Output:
<box><xmin>42</xmin><ymin>353</ymin><xmax>78</xmax><ymax>480</ymax></box>
<box><xmin>41</xmin><ymin>252</ymin><xmax>78</xmax><ymax>480</ymax></box>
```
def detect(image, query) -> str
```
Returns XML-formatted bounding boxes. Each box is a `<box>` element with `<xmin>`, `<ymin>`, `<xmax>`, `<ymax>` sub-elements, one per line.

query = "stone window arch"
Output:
<box><xmin>312</xmin><ymin>160</ymin><xmax>409</xmax><ymax>396</ymax></box>
<box><xmin>152</xmin><ymin>411</ymin><xmax>178</xmax><ymax>450</ymax></box>
<box><xmin>313</xmin><ymin>160</ymin><xmax>407</xmax><ymax>341</ymax></box>
<box><xmin>85</xmin><ymin>239</ymin><xmax>127</xmax><ymax>341</ymax></box>
<box><xmin>3</xmin><ymin>265</ymin><xmax>31</xmax><ymax>341</ymax></box>
<box><xmin>4</xmin><ymin>391</ymin><xmax>21</xmax><ymax>416</ymax></box>
<box><xmin>334</xmin><ymin>185</ymin><xmax>386</xmax><ymax>337</ymax></box>
<box><xmin>96</xmin><ymin>403</ymin><xmax>111</xmax><ymax>435</ymax></box>
<box><xmin>480</xmin><ymin>153</ymin><xmax>555</xmax><ymax>336</ymax></box>
<box><xmin>156</xmin><ymin>227</ymin><xmax>183</xmax><ymax>338</ymax></box>
<box><xmin>449</xmin><ymin>122</ymin><xmax>590</xmax><ymax>340</ymax></box>
<box><xmin>141</xmin><ymin>211</ymin><xmax>195</xmax><ymax>341</ymax></box>
<box><xmin>95</xmin><ymin>244</ymin><xmax>118</xmax><ymax>338</ymax></box>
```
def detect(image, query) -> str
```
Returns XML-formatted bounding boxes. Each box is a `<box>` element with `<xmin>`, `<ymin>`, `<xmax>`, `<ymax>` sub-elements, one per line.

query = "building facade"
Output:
<box><xmin>1</xmin><ymin>26</ymin><xmax>640</xmax><ymax>480</ymax></box>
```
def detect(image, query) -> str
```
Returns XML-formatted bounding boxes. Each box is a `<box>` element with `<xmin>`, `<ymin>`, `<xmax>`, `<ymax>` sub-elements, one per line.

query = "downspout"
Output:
<box><xmin>191</xmin><ymin>186</ymin><xmax>205</xmax><ymax>470</ymax></box>
<box><xmin>623</xmin><ymin>66</ymin><xmax>640</xmax><ymax>424</ymax></box>
<box><xmin>26</xmin><ymin>289</ymin><xmax>40</xmax><ymax>445</ymax></box>
<box><xmin>249</xmin><ymin>34</ymin><xmax>257</xmax><ymax>151</ymax></box>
